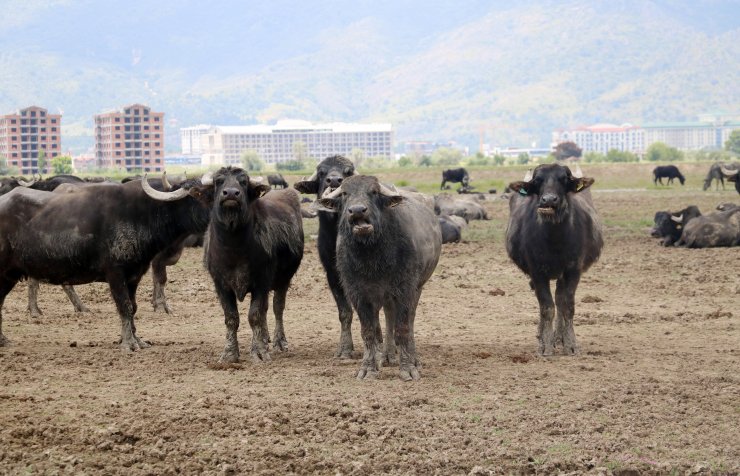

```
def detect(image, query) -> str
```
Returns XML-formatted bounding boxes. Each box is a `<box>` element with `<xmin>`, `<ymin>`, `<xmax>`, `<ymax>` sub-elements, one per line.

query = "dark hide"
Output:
<box><xmin>440</xmin><ymin>167</ymin><xmax>469</xmax><ymax>190</ymax></box>
<box><xmin>652</xmin><ymin>165</ymin><xmax>685</xmax><ymax>186</ymax></box>
<box><xmin>703</xmin><ymin>162</ymin><xmax>740</xmax><ymax>191</ymax></box>
<box><xmin>293</xmin><ymin>155</ymin><xmax>359</xmax><ymax>358</ymax></box>
<box><xmin>318</xmin><ymin>175</ymin><xmax>442</xmax><ymax>381</ymax></box>
<box><xmin>438</xmin><ymin>215</ymin><xmax>462</xmax><ymax>243</ymax></box>
<box><xmin>728</xmin><ymin>171</ymin><xmax>740</xmax><ymax>195</ymax></box>
<box><xmin>505</xmin><ymin>164</ymin><xmax>603</xmax><ymax>356</ymax></box>
<box><xmin>267</xmin><ymin>174</ymin><xmax>289</xmax><ymax>189</ymax></box>
<box><xmin>650</xmin><ymin>206</ymin><xmax>701</xmax><ymax>247</ymax></box>
<box><xmin>0</xmin><ymin>178</ymin><xmax>212</xmax><ymax>349</ymax></box>
<box><xmin>205</xmin><ymin>167</ymin><xmax>304</xmax><ymax>363</ymax></box>
<box><xmin>676</xmin><ymin>207</ymin><xmax>740</xmax><ymax>248</ymax></box>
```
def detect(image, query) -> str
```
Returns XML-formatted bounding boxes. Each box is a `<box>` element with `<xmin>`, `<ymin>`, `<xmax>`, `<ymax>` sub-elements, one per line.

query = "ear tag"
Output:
<box><xmin>576</xmin><ymin>182</ymin><xmax>584</xmax><ymax>192</ymax></box>
<box><xmin>519</xmin><ymin>188</ymin><xmax>528</xmax><ymax>196</ymax></box>
<box><xmin>676</xmin><ymin>225</ymin><xmax>682</xmax><ymax>229</ymax></box>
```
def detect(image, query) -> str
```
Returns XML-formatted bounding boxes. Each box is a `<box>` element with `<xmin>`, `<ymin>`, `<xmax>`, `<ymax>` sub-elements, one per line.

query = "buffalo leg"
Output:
<box><xmin>532</xmin><ymin>278</ymin><xmax>556</xmax><ymax>356</ymax></box>
<box><xmin>272</xmin><ymin>287</ymin><xmax>289</xmax><ymax>352</ymax></box>
<box><xmin>380</xmin><ymin>303</ymin><xmax>397</xmax><ymax>366</ymax></box>
<box><xmin>356</xmin><ymin>299</ymin><xmax>381</xmax><ymax>380</ymax></box>
<box><xmin>215</xmin><ymin>284</ymin><xmax>240</xmax><ymax>363</ymax></box>
<box><xmin>27</xmin><ymin>278</ymin><xmax>42</xmax><ymax>318</ymax></box>
<box><xmin>63</xmin><ymin>285</ymin><xmax>89</xmax><ymax>313</ymax></box>
<box><xmin>395</xmin><ymin>292</ymin><xmax>421</xmax><ymax>381</ymax></box>
<box><xmin>0</xmin><ymin>279</ymin><xmax>18</xmax><ymax>346</ymax></box>
<box><xmin>248</xmin><ymin>292</ymin><xmax>271</xmax><ymax>363</ymax></box>
<box><xmin>108</xmin><ymin>273</ymin><xmax>148</xmax><ymax>352</ymax></box>
<box><xmin>151</xmin><ymin>245</ymin><xmax>183</xmax><ymax>314</ymax></box>
<box><xmin>326</xmin><ymin>267</ymin><xmax>354</xmax><ymax>359</ymax></box>
<box><xmin>554</xmin><ymin>271</ymin><xmax>581</xmax><ymax>355</ymax></box>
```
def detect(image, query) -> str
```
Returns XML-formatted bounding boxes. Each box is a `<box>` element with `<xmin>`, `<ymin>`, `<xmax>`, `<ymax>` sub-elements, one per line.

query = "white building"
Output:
<box><xmin>180</xmin><ymin>124</ymin><xmax>211</xmax><ymax>155</ymax></box>
<box><xmin>552</xmin><ymin>124</ymin><xmax>644</xmax><ymax>154</ymax></box>
<box><xmin>183</xmin><ymin>120</ymin><xmax>394</xmax><ymax>166</ymax></box>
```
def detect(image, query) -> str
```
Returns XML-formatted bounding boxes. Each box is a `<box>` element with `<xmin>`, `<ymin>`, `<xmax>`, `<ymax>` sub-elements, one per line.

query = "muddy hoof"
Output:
<box><xmin>399</xmin><ymin>365</ymin><xmax>421</xmax><ymax>381</ymax></box>
<box><xmin>219</xmin><ymin>348</ymin><xmax>240</xmax><ymax>363</ymax></box>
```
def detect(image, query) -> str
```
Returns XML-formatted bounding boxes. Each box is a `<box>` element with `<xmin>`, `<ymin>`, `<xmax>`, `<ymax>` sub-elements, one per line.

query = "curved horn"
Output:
<box><xmin>17</xmin><ymin>176</ymin><xmax>36</xmax><ymax>187</ymax></box>
<box><xmin>523</xmin><ymin>169</ymin><xmax>533</xmax><ymax>181</ymax></box>
<box><xmin>321</xmin><ymin>184</ymin><xmax>344</xmax><ymax>199</ymax></box>
<box><xmin>201</xmin><ymin>171</ymin><xmax>214</xmax><ymax>186</ymax></box>
<box><xmin>161</xmin><ymin>171</ymin><xmax>172</xmax><ymax>191</ymax></box>
<box><xmin>671</xmin><ymin>214</ymin><xmax>683</xmax><ymax>224</ymax></box>
<box><xmin>379</xmin><ymin>182</ymin><xmax>401</xmax><ymax>197</ymax></box>
<box><xmin>141</xmin><ymin>173</ymin><xmax>190</xmax><ymax>201</ymax></box>
<box><xmin>573</xmin><ymin>163</ymin><xmax>583</xmax><ymax>179</ymax></box>
<box><xmin>720</xmin><ymin>166</ymin><xmax>738</xmax><ymax>177</ymax></box>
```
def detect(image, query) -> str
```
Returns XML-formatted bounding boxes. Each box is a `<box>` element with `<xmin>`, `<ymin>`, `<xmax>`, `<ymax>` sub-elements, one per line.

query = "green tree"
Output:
<box><xmin>51</xmin><ymin>155</ymin><xmax>73</xmax><ymax>174</ymax></box>
<box><xmin>605</xmin><ymin>149</ymin><xmax>638</xmax><ymax>163</ymax></box>
<box><xmin>645</xmin><ymin>142</ymin><xmax>683</xmax><ymax>162</ymax></box>
<box><xmin>0</xmin><ymin>156</ymin><xmax>19</xmax><ymax>176</ymax></box>
<box><xmin>516</xmin><ymin>152</ymin><xmax>530</xmax><ymax>165</ymax></box>
<box><xmin>553</xmin><ymin>141</ymin><xmax>582</xmax><ymax>161</ymax></box>
<box><xmin>37</xmin><ymin>149</ymin><xmax>48</xmax><ymax>174</ymax></box>
<box><xmin>725</xmin><ymin>129</ymin><xmax>740</xmax><ymax>155</ymax></box>
<box><xmin>431</xmin><ymin>147</ymin><xmax>463</xmax><ymax>166</ymax></box>
<box><xmin>418</xmin><ymin>155</ymin><xmax>433</xmax><ymax>167</ymax></box>
<box><xmin>276</xmin><ymin>159</ymin><xmax>306</xmax><ymax>171</ymax></box>
<box><xmin>583</xmin><ymin>151</ymin><xmax>605</xmax><ymax>163</ymax></box>
<box><xmin>397</xmin><ymin>156</ymin><xmax>413</xmax><ymax>167</ymax></box>
<box><xmin>492</xmin><ymin>154</ymin><xmax>506</xmax><ymax>166</ymax></box>
<box><xmin>240</xmin><ymin>149</ymin><xmax>265</xmax><ymax>172</ymax></box>
<box><xmin>466</xmin><ymin>152</ymin><xmax>490</xmax><ymax>166</ymax></box>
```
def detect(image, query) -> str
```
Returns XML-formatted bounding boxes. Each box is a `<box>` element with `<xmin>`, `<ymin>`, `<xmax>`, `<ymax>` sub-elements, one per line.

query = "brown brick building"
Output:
<box><xmin>0</xmin><ymin>106</ymin><xmax>62</xmax><ymax>175</ymax></box>
<box><xmin>94</xmin><ymin>104</ymin><xmax>164</xmax><ymax>172</ymax></box>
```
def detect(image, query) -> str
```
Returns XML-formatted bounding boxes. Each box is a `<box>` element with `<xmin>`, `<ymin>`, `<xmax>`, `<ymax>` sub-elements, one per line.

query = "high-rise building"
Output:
<box><xmin>180</xmin><ymin>124</ymin><xmax>211</xmax><ymax>155</ymax></box>
<box><xmin>184</xmin><ymin>120</ymin><xmax>394</xmax><ymax>166</ymax></box>
<box><xmin>94</xmin><ymin>104</ymin><xmax>164</xmax><ymax>172</ymax></box>
<box><xmin>0</xmin><ymin>106</ymin><xmax>62</xmax><ymax>175</ymax></box>
<box><xmin>552</xmin><ymin>123</ymin><xmax>644</xmax><ymax>155</ymax></box>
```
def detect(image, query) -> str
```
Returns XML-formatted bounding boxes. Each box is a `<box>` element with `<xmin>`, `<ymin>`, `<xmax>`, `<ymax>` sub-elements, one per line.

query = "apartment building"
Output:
<box><xmin>94</xmin><ymin>104</ymin><xmax>164</xmax><ymax>172</ymax></box>
<box><xmin>186</xmin><ymin>120</ymin><xmax>393</xmax><ymax>166</ymax></box>
<box><xmin>180</xmin><ymin>124</ymin><xmax>211</xmax><ymax>155</ymax></box>
<box><xmin>0</xmin><ymin>106</ymin><xmax>62</xmax><ymax>175</ymax></box>
<box><xmin>552</xmin><ymin>123</ymin><xmax>645</xmax><ymax>155</ymax></box>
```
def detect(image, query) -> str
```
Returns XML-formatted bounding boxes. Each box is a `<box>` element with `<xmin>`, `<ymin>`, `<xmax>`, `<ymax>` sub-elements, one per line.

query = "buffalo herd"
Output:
<box><xmin>0</xmin><ymin>157</ymin><xmax>737</xmax><ymax>381</ymax></box>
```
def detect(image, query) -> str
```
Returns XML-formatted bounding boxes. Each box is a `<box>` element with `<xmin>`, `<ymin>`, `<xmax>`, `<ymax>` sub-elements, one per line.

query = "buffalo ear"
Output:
<box><xmin>570</xmin><ymin>177</ymin><xmax>594</xmax><ymax>193</ymax></box>
<box><xmin>248</xmin><ymin>182</ymin><xmax>271</xmax><ymax>200</ymax></box>
<box><xmin>387</xmin><ymin>195</ymin><xmax>404</xmax><ymax>208</ymax></box>
<box><xmin>294</xmin><ymin>180</ymin><xmax>319</xmax><ymax>194</ymax></box>
<box><xmin>508</xmin><ymin>181</ymin><xmax>531</xmax><ymax>195</ymax></box>
<box><xmin>317</xmin><ymin>198</ymin><xmax>339</xmax><ymax>213</ymax></box>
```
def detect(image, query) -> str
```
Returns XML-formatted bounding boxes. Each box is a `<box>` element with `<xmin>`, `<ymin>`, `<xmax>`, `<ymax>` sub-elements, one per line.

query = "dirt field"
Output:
<box><xmin>1</xmin><ymin>167</ymin><xmax>738</xmax><ymax>475</ymax></box>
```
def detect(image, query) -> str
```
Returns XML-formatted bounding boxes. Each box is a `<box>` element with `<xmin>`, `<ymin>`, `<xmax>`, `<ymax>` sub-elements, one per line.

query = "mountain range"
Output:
<box><xmin>1</xmin><ymin>0</ymin><xmax>738</xmax><ymax>154</ymax></box>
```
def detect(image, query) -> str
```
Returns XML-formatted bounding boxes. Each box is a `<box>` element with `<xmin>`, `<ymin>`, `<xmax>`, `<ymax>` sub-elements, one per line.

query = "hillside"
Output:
<box><xmin>0</xmin><ymin>0</ymin><xmax>738</xmax><ymax>153</ymax></box>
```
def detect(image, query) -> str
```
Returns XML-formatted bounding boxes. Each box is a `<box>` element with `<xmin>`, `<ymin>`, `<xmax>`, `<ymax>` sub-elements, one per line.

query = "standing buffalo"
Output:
<box><xmin>204</xmin><ymin>167</ymin><xmax>304</xmax><ymax>363</ymax></box>
<box><xmin>294</xmin><ymin>155</ymin><xmax>358</xmax><ymax>358</ymax></box>
<box><xmin>318</xmin><ymin>175</ymin><xmax>442</xmax><ymax>380</ymax></box>
<box><xmin>653</xmin><ymin>165</ymin><xmax>685</xmax><ymax>186</ymax></box>
<box><xmin>721</xmin><ymin>165</ymin><xmax>740</xmax><ymax>195</ymax></box>
<box><xmin>268</xmin><ymin>173</ymin><xmax>289</xmax><ymax>189</ymax></box>
<box><xmin>441</xmin><ymin>167</ymin><xmax>469</xmax><ymax>190</ymax></box>
<box><xmin>702</xmin><ymin>162</ymin><xmax>740</xmax><ymax>191</ymax></box>
<box><xmin>650</xmin><ymin>205</ymin><xmax>702</xmax><ymax>247</ymax></box>
<box><xmin>506</xmin><ymin>164</ymin><xmax>603</xmax><ymax>356</ymax></box>
<box><xmin>0</xmin><ymin>177</ymin><xmax>211</xmax><ymax>349</ymax></box>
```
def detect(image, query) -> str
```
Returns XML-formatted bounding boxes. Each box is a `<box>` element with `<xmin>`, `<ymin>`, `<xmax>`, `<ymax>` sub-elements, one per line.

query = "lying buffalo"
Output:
<box><xmin>676</xmin><ymin>206</ymin><xmax>740</xmax><ymax>248</ymax></box>
<box><xmin>506</xmin><ymin>164</ymin><xmax>603</xmax><ymax>356</ymax></box>
<box><xmin>650</xmin><ymin>205</ymin><xmax>701</xmax><ymax>247</ymax></box>
<box><xmin>438</xmin><ymin>215</ymin><xmax>462</xmax><ymax>243</ymax></box>
<box><xmin>434</xmin><ymin>194</ymin><xmax>489</xmax><ymax>221</ymax></box>
<box><xmin>318</xmin><ymin>175</ymin><xmax>442</xmax><ymax>380</ymax></box>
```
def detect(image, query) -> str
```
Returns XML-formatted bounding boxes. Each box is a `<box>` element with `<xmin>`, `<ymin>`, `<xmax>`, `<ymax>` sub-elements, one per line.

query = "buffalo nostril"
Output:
<box><xmin>337</xmin><ymin>178</ymin><xmax>343</xmax><ymax>184</ymax></box>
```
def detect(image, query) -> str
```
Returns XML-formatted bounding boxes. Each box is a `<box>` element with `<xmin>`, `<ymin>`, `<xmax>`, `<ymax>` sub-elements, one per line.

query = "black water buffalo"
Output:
<box><xmin>434</xmin><ymin>193</ymin><xmax>489</xmax><ymax>220</ymax></box>
<box><xmin>675</xmin><ymin>206</ymin><xmax>740</xmax><ymax>248</ymax></box>
<box><xmin>702</xmin><ymin>162</ymin><xmax>740</xmax><ymax>191</ymax></box>
<box><xmin>440</xmin><ymin>167</ymin><xmax>469</xmax><ymax>190</ymax></box>
<box><xmin>650</xmin><ymin>205</ymin><xmax>702</xmax><ymax>247</ymax></box>
<box><xmin>268</xmin><ymin>173</ymin><xmax>289</xmax><ymax>189</ymax></box>
<box><xmin>0</xmin><ymin>177</ymin><xmax>211</xmax><ymax>349</ymax></box>
<box><xmin>203</xmin><ymin>167</ymin><xmax>303</xmax><ymax>363</ymax></box>
<box><xmin>721</xmin><ymin>165</ymin><xmax>740</xmax><ymax>195</ymax></box>
<box><xmin>438</xmin><ymin>215</ymin><xmax>462</xmax><ymax>243</ymax></box>
<box><xmin>294</xmin><ymin>155</ymin><xmax>358</xmax><ymax>358</ymax></box>
<box><xmin>0</xmin><ymin>174</ymin><xmax>86</xmax><ymax>195</ymax></box>
<box><xmin>653</xmin><ymin>165</ymin><xmax>685</xmax><ymax>186</ymax></box>
<box><xmin>318</xmin><ymin>175</ymin><xmax>442</xmax><ymax>380</ymax></box>
<box><xmin>506</xmin><ymin>164</ymin><xmax>603</xmax><ymax>356</ymax></box>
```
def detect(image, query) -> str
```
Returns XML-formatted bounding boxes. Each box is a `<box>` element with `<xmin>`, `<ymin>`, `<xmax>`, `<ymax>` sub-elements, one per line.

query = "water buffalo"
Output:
<box><xmin>441</xmin><ymin>167</ymin><xmax>469</xmax><ymax>190</ymax></box>
<box><xmin>650</xmin><ymin>205</ymin><xmax>701</xmax><ymax>247</ymax></box>
<box><xmin>702</xmin><ymin>162</ymin><xmax>739</xmax><ymax>191</ymax></box>
<box><xmin>294</xmin><ymin>155</ymin><xmax>359</xmax><ymax>358</ymax></box>
<box><xmin>434</xmin><ymin>193</ymin><xmax>489</xmax><ymax>221</ymax></box>
<box><xmin>268</xmin><ymin>173</ymin><xmax>289</xmax><ymax>189</ymax></box>
<box><xmin>653</xmin><ymin>165</ymin><xmax>685</xmax><ymax>186</ymax></box>
<box><xmin>318</xmin><ymin>175</ymin><xmax>442</xmax><ymax>380</ymax></box>
<box><xmin>506</xmin><ymin>164</ymin><xmax>603</xmax><ymax>356</ymax></box>
<box><xmin>438</xmin><ymin>215</ymin><xmax>462</xmax><ymax>243</ymax></box>
<box><xmin>201</xmin><ymin>167</ymin><xmax>304</xmax><ymax>363</ymax></box>
<box><xmin>721</xmin><ymin>165</ymin><xmax>740</xmax><ymax>195</ymax></box>
<box><xmin>0</xmin><ymin>176</ymin><xmax>211</xmax><ymax>349</ymax></box>
<box><xmin>675</xmin><ymin>206</ymin><xmax>740</xmax><ymax>248</ymax></box>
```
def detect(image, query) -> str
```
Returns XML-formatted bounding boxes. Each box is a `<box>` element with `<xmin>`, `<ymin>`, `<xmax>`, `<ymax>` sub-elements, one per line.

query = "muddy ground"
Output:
<box><xmin>0</xmin><ymin>173</ymin><xmax>738</xmax><ymax>475</ymax></box>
